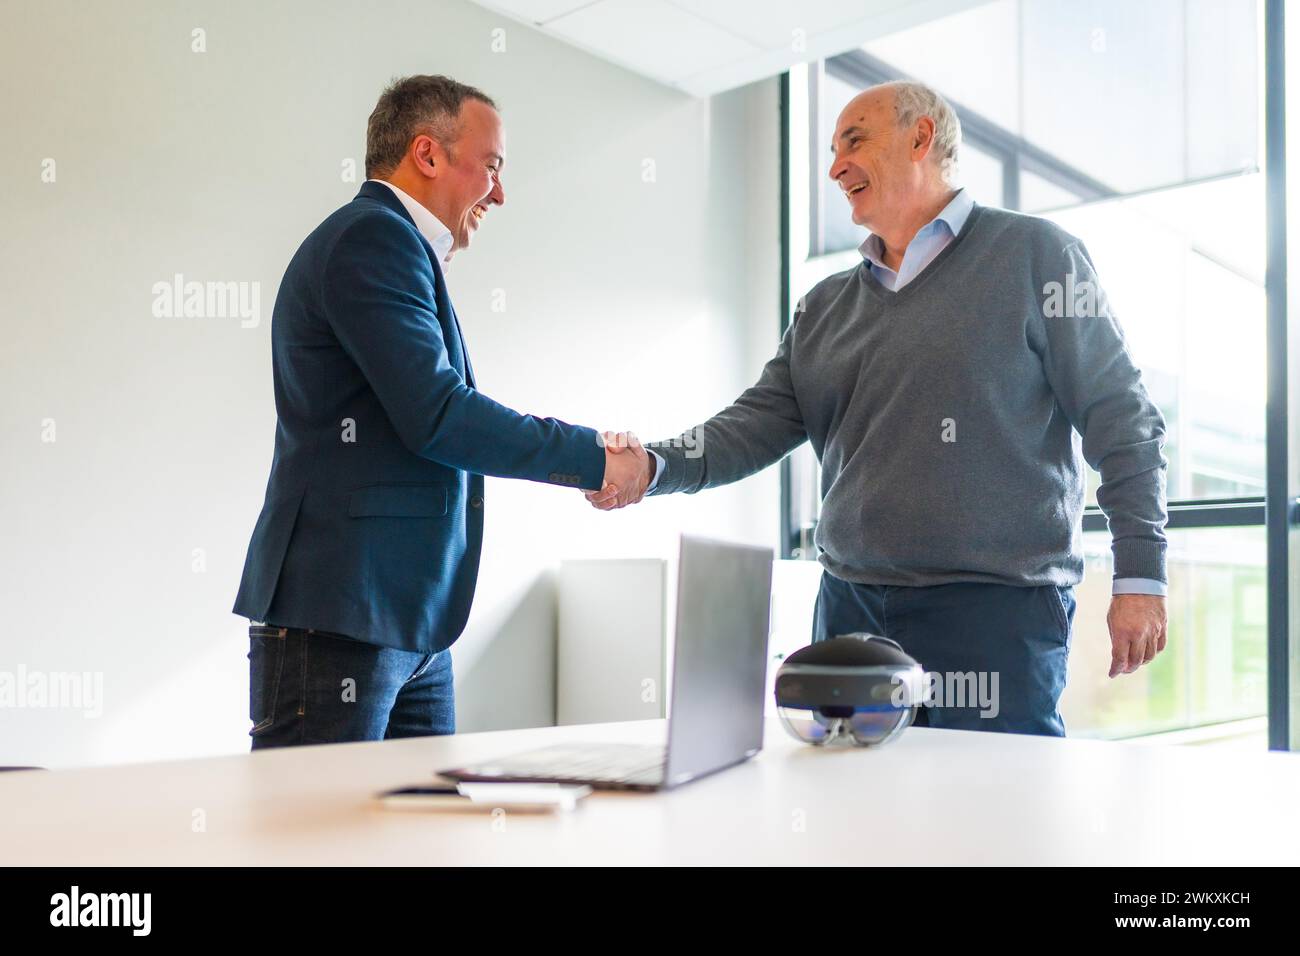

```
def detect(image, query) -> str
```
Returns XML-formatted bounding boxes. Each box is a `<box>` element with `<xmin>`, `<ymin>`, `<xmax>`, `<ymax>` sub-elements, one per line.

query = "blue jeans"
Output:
<box><xmin>812</xmin><ymin>573</ymin><xmax>1074</xmax><ymax>736</ymax></box>
<box><xmin>248</xmin><ymin>624</ymin><xmax>455</xmax><ymax>749</ymax></box>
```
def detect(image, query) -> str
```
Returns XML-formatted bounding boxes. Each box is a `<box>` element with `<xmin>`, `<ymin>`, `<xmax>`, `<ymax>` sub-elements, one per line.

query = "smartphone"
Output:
<box><xmin>376</xmin><ymin>782</ymin><xmax>592</xmax><ymax>812</ymax></box>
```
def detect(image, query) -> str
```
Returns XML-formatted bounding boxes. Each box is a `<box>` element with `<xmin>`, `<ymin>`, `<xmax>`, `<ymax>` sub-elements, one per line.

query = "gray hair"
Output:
<box><xmin>365</xmin><ymin>74</ymin><xmax>497</xmax><ymax>178</ymax></box>
<box><xmin>880</xmin><ymin>80</ymin><xmax>961</xmax><ymax>183</ymax></box>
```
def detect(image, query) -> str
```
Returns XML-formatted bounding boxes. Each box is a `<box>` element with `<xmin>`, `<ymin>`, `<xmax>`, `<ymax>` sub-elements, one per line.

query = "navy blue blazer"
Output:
<box><xmin>234</xmin><ymin>181</ymin><xmax>605</xmax><ymax>652</ymax></box>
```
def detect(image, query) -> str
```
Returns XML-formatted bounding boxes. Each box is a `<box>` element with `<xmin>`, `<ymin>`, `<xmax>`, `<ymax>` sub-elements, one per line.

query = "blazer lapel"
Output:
<box><xmin>354</xmin><ymin>182</ymin><xmax>475</xmax><ymax>388</ymax></box>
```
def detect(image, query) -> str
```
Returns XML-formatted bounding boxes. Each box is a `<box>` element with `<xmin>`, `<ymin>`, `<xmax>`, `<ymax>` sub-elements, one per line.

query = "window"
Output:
<box><xmin>1068</xmin><ymin>528</ymin><xmax>1266</xmax><ymax>737</ymax></box>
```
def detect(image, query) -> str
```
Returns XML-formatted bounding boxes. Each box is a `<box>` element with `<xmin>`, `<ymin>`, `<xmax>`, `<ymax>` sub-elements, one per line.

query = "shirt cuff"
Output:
<box><xmin>1112</xmin><ymin>578</ymin><xmax>1167</xmax><ymax>597</ymax></box>
<box><xmin>646</xmin><ymin>450</ymin><xmax>665</xmax><ymax>493</ymax></box>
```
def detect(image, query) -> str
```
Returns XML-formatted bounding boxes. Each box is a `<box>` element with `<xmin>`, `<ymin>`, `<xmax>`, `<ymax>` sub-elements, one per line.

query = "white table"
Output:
<box><xmin>3</xmin><ymin>719</ymin><xmax>1298</xmax><ymax>865</ymax></box>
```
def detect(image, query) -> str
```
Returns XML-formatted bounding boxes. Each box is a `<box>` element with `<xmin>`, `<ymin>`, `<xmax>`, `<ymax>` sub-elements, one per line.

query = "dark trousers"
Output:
<box><xmin>812</xmin><ymin>573</ymin><xmax>1075</xmax><ymax>736</ymax></box>
<box><xmin>247</xmin><ymin>624</ymin><xmax>455</xmax><ymax>749</ymax></box>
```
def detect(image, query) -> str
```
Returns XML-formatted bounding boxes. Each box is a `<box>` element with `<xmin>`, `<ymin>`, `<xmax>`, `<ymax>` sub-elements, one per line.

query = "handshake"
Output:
<box><xmin>587</xmin><ymin>431</ymin><xmax>655</xmax><ymax>511</ymax></box>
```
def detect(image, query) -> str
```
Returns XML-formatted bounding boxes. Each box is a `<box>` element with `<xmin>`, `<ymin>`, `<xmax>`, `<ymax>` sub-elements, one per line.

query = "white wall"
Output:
<box><xmin>0</xmin><ymin>0</ymin><xmax>781</xmax><ymax>766</ymax></box>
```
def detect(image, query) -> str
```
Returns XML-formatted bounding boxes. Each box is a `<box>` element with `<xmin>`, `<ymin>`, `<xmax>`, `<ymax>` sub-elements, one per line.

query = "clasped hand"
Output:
<box><xmin>585</xmin><ymin>431</ymin><xmax>654</xmax><ymax>510</ymax></box>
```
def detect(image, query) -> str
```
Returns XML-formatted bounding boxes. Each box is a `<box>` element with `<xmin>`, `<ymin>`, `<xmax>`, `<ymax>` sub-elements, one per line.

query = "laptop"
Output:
<box><xmin>438</xmin><ymin>535</ymin><xmax>774</xmax><ymax>791</ymax></box>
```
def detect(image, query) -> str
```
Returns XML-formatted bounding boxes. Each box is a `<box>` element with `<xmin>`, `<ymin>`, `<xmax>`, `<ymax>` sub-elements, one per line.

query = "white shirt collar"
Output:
<box><xmin>367</xmin><ymin>179</ymin><xmax>454</xmax><ymax>266</ymax></box>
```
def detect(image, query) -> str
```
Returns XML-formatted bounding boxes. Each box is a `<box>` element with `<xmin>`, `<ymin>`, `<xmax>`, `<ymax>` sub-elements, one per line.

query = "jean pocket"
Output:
<box><xmin>248</xmin><ymin>626</ymin><xmax>287</xmax><ymax>736</ymax></box>
<box><xmin>1040</xmin><ymin>586</ymin><xmax>1072</xmax><ymax>640</ymax></box>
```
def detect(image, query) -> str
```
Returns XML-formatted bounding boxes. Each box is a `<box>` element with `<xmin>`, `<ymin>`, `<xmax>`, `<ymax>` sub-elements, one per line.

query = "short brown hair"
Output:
<box><xmin>365</xmin><ymin>75</ymin><xmax>497</xmax><ymax>178</ymax></box>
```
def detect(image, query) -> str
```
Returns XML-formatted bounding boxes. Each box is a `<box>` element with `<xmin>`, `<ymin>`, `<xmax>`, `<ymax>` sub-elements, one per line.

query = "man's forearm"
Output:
<box><xmin>646</xmin><ymin>414</ymin><xmax>804</xmax><ymax>496</ymax></box>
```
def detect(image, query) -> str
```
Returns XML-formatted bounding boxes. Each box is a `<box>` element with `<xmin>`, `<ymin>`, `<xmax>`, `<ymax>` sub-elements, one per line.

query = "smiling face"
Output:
<box><xmin>422</xmin><ymin>98</ymin><xmax>506</xmax><ymax>255</ymax></box>
<box><xmin>828</xmin><ymin>87</ymin><xmax>933</xmax><ymax>234</ymax></box>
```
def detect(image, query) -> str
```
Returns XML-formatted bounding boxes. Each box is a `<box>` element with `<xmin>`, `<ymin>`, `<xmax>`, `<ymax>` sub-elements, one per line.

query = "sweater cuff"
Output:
<box><xmin>1112</xmin><ymin>537</ymin><xmax>1166</xmax><ymax>584</ymax></box>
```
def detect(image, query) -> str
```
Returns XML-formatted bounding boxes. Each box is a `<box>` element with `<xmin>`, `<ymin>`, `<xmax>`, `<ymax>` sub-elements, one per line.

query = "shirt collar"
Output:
<box><xmin>858</xmin><ymin>187</ymin><xmax>975</xmax><ymax>269</ymax></box>
<box><xmin>367</xmin><ymin>178</ymin><xmax>455</xmax><ymax>266</ymax></box>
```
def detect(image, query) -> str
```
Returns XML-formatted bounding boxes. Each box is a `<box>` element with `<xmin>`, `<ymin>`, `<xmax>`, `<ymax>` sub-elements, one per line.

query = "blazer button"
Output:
<box><xmin>469</xmin><ymin>495</ymin><xmax>484</xmax><ymax>509</ymax></box>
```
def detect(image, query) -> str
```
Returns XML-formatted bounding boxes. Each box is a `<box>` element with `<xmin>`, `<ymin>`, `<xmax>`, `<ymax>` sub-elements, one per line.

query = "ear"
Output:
<box><xmin>911</xmin><ymin>116</ymin><xmax>936</xmax><ymax>163</ymax></box>
<box><xmin>411</xmin><ymin>134</ymin><xmax>441</xmax><ymax>179</ymax></box>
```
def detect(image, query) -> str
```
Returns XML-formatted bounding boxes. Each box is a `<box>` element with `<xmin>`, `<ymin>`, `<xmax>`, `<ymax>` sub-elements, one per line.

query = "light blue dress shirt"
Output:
<box><xmin>858</xmin><ymin>187</ymin><xmax>975</xmax><ymax>289</ymax></box>
<box><xmin>650</xmin><ymin>188</ymin><xmax>1164</xmax><ymax>597</ymax></box>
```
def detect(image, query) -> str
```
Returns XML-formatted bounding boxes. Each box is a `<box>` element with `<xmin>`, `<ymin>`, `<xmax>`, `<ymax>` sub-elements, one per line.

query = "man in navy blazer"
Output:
<box><xmin>234</xmin><ymin>76</ymin><xmax>652</xmax><ymax>748</ymax></box>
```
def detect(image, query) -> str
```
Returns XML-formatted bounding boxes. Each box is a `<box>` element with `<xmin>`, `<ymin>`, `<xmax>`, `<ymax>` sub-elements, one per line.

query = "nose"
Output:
<box><xmin>489</xmin><ymin>175</ymin><xmax>505</xmax><ymax>208</ymax></box>
<box><xmin>829</xmin><ymin>153</ymin><xmax>849</xmax><ymax>185</ymax></box>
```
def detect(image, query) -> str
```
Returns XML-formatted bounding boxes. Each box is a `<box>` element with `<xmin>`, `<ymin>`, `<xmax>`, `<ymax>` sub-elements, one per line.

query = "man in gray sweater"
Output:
<box><xmin>589</xmin><ymin>80</ymin><xmax>1169</xmax><ymax>737</ymax></box>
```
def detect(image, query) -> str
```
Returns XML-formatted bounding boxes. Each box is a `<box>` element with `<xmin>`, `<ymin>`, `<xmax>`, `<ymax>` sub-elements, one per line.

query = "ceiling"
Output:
<box><xmin>467</xmin><ymin>0</ymin><xmax>988</xmax><ymax>96</ymax></box>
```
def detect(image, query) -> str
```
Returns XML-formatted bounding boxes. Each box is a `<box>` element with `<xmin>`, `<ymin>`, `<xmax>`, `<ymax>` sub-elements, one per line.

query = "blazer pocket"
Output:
<box><xmin>348</xmin><ymin>483</ymin><xmax>449</xmax><ymax>518</ymax></box>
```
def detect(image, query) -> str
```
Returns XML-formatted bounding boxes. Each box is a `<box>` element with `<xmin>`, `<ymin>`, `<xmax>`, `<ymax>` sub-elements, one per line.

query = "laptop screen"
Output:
<box><xmin>662</xmin><ymin>536</ymin><xmax>774</xmax><ymax>788</ymax></box>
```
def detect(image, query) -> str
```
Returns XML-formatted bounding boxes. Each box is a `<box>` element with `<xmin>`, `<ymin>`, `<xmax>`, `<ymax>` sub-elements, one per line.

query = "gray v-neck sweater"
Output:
<box><xmin>648</xmin><ymin>204</ymin><xmax>1168</xmax><ymax>587</ymax></box>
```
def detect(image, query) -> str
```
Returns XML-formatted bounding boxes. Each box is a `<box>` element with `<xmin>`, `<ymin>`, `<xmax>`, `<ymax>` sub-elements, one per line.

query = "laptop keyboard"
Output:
<box><xmin>450</xmin><ymin>743</ymin><xmax>666</xmax><ymax>787</ymax></box>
